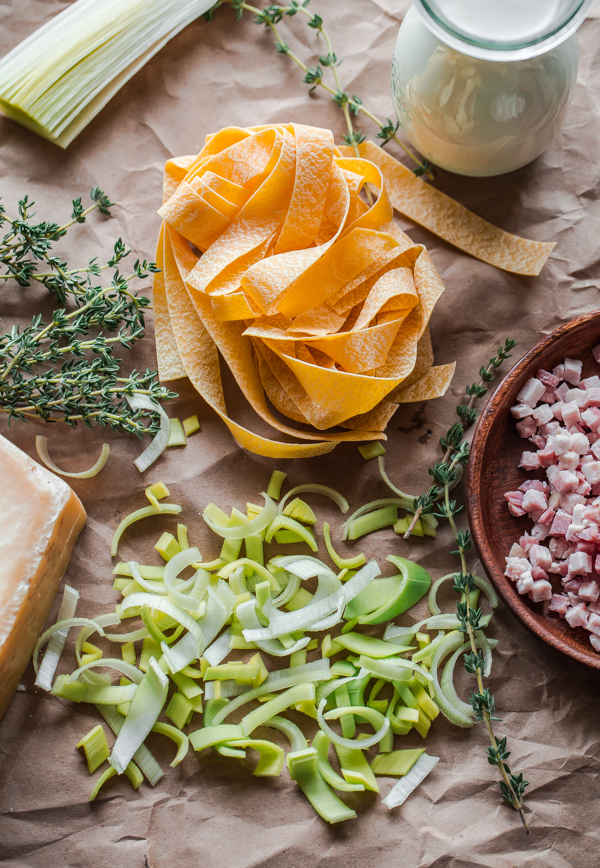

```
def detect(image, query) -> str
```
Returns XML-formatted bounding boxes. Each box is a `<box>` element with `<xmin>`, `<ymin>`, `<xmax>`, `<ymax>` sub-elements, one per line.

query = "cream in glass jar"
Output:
<box><xmin>391</xmin><ymin>0</ymin><xmax>591</xmax><ymax>177</ymax></box>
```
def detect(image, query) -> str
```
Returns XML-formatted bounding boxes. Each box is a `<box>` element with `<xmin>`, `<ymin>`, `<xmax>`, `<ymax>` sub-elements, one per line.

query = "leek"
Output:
<box><xmin>35</xmin><ymin>584</ymin><xmax>80</xmax><ymax>691</ymax></box>
<box><xmin>183</xmin><ymin>415</ymin><xmax>201</xmax><ymax>436</ymax></box>
<box><xmin>76</xmin><ymin>724</ymin><xmax>110</xmax><ymax>773</ymax></box>
<box><xmin>36</xmin><ymin>437</ymin><xmax>110</xmax><ymax>478</ymax></box>
<box><xmin>266</xmin><ymin>470</ymin><xmax>286</xmax><ymax>500</ymax></box>
<box><xmin>110</xmin><ymin>658</ymin><xmax>169</xmax><ymax>774</ymax></box>
<box><xmin>0</xmin><ymin>0</ymin><xmax>216</xmax><ymax>149</ymax></box>
<box><xmin>382</xmin><ymin>754</ymin><xmax>439</xmax><ymax>809</ymax></box>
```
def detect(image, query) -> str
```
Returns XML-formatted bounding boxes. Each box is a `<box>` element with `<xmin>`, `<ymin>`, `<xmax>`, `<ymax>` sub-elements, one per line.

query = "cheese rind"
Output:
<box><xmin>0</xmin><ymin>434</ymin><xmax>86</xmax><ymax>719</ymax></box>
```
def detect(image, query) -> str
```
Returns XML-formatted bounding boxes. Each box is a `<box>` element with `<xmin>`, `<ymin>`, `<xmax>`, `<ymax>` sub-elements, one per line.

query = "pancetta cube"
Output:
<box><xmin>549</xmin><ymin>594</ymin><xmax>570</xmax><ymax>616</ymax></box>
<box><xmin>565</xmin><ymin>603</ymin><xmax>589</xmax><ymax>628</ymax></box>
<box><xmin>517</xmin><ymin>378</ymin><xmax>546</xmax><ymax>408</ymax></box>
<box><xmin>563</xmin><ymin>358</ymin><xmax>583</xmax><ymax>385</ymax></box>
<box><xmin>579</xmin><ymin>582</ymin><xmax>600</xmax><ymax>602</ymax></box>
<box><xmin>562</xmin><ymin>400</ymin><xmax>581</xmax><ymax>428</ymax></box>
<box><xmin>530</xmin><ymin>579</ymin><xmax>553</xmax><ymax>602</ymax></box>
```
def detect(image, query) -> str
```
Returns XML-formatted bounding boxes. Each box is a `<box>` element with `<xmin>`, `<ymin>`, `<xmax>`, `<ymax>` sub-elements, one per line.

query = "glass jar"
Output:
<box><xmin>391</xmin><ymin>0</ymin><xmax>591</xmax><ymax>177</ymax></box>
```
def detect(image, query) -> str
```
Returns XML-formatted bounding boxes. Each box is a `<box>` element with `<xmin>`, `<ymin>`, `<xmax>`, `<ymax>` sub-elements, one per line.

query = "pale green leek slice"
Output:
<box><xmin>358</xmin><ymin>442</ymin><xmax>386</xmax><ymax>461</ymax></box>
<box><xmin>429</xmin><ymin>631</ymin><xmax>475</xmax><ymax>728</ymax></box>
<box><xmin>52</xmin><ymin>676</ymin><xmax>137</xmax><ymax>704</ymax></box>
<box><xmin>358</xmin><ymin>655</ymin><xmax>432</xmax><ymax>683</ymax></box>
<box><xmin>345</xmin><ymin>506</ymin><xmax>398</xmax><ymax>541</ymax></box>
<box><xmin>264</xmin><ymin>715</ymin><xmax>307</xmax><ymax>752</ymax></box>
<box><xmin>35</xmin><ymin>584</ymin><xmax>79</xmax><ymax>691</ymax></box>
<box><xmin>371</xmin><ymin>748</ymin><xmax>425</xmax><ymax>777</ymax></box>
<box><xmin>376</xmin><ymin>457</ymin><xmax>415</xmax><ymax>508</ymax></box>
<box><xmin>126</xmin><ymin>395</ymin><xmax>171</xmax><ymax>473</ymax></box>
<box><xmin>76</xmin><ymin>724</ymin><xmax>109</xmax><ymax>773</ymax></box>
<box><xmin>265</xmin><ymin>515</ymin><xmax>317</xmax><ymax>551</ymax></box>
<box><xmin>287</xmin><ymin>748</ymin><xmax>356</xmax><ymax>823</ymax></box>
<box><xmin>150</xmin><ymin>722</ymin><xmax>189</xmax><ymax>767</ymax></box>
<box><xmin>279</xmin><ymin>484</ymin><xmax>349</xmax><ymax>515</ymax></box>
<box><xmin>241</xmin><ymin>683</ymin><xmax>316</xmax><ymax>735</ymax></box>
<box><xmin>145</xmin><ymin>482</ymin><xmax>170</xmax><ymax>507</ymax></box>
<box><xmin>266</xmin><ymin>470</ymin><xmax>286</xmax><ymax>500</ymax></box>
<box><xmin>322</xmin><ymin>522</ymin><xmax>366</xmax><ymax>570</ymax></box>
<box><xmin>35</xmin><ymin>436</ymin><xmax>110</xmax><ymax>478</ymax></box>
<box><xmin>67</xmin><ymin>658</ymin><xmax>143</xmax><ymax>685</ymax></box>
<box><xmin>203</xmin><ymin>494</ymin><xmax>276</xmax><ymax>539</ymax></box>
<box><xmin>166</xmin><ymin>418</ymin><xmax>186</xmax><ymax>448</ymax></box>
<box><xmin>313</xmin><ymin>731</ymin><xmax>364</xmax><ymax>792</ymax></box>
<box><xmin>282</xmin><ymin>498</ymin><xmax>317</xmax><ymax>525</ymax></box>
<box><xmin>98</xmin><ymin>706</ymin><xmax>164</xmax><ymax>786</ymax></box>
<box><xmin>219</xmin><ymin>558</ymin><xmax>279</xmax><ymax>590</ymax></box>
<box><xmin>183</xmin><ymin>415</ymin><xmax>201</xmax><ymax>436</ymax></box>
<box><xmin>190</xmin><ymin>724</ymin><xmax>245</xmax><ymax>752</ymax></box>
<box><xmin>333</xmin><ymin>632</ymin><xmax>407</xmax><ymax>659</ymax></box>
<box><xmin>166</xmin><ymin>692</ymin><xmax>193</xmax><ymax>730</ymax></box>
<box><xmin>110</xmin><ymin>657</ymin><xmax>169</xmax><ymax>774</ymax></box>
<box><xmin>382</xmin><ymin>754</ymin><xmax>439</xmax><ymax>809</ymax></box>
<box><xmin>162</xmin><ymin>548</ymin><xmax>205</xmax><ymax>611</ymax></box>
<box><xmin>211</xmin><ymin>660</ymin><xmax>330</xmax><ymax>726</ymax></box>
<box><xmin>427</xmin><ymin>572</ymin><xmax>498</xmax><ymax>616</ymax></box>
<box><xmin>334</xmin><ymin>742</ymin><xmax>380</xmax><ymax>792</ymax></box>
<box><xmin>226</xmin><ymin>738</ymin><xmax>285</xmax><ymax>776</ymax></box>
<box><xmin>342</xmin><ymin>499</ymin><xmax>411</xmax><ymax>541</ymax></box>
<box><xmin>89</xmin><ymin>766</ymin><xmax>118</xmax><ymax>802</ymax></box>
<box><xmin>34</xmin><ymin>617</ymin><xmax>107</xmax><ymax>675</ymax></box>
<box><xmin>110</xmin><ymin>503</ymin><xmax>182</xmax><ymax>557</ymax></box>
<box><xmin>317</xmin><ymin>698</ymin><xmax>390</xmax><ymax>751</ymax></box>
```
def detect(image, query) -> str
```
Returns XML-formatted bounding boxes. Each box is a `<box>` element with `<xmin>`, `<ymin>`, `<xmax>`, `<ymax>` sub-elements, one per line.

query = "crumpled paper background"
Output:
<box><xmin>1</xmin><ymin>2</ymin><xmax>600</xmax><ymax>866</ymax></box>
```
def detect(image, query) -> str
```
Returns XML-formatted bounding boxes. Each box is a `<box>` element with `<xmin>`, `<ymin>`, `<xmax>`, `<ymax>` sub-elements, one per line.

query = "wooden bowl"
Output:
<box><xmin>466</xmin><ymin>310</ymin><xmax>600</xmax><ymax>671</ymax></box>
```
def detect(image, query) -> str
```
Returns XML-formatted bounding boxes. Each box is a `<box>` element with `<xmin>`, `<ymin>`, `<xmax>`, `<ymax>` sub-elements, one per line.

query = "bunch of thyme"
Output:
<box><xmin>0</xmin><ymin>190</ymin><xmax>175</xmax><ymax>436</ymax></box>
<box><xmin>204</xmin><ymin>0</ymin><xmax>433</xmax><ymax>177</ymax></box>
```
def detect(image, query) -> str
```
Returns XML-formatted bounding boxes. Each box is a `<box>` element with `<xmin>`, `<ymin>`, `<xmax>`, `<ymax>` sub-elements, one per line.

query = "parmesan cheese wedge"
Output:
<box><xmin>0</xmin><ymin>434</ymin><xmax>86</xmax><ymax>719</ymax></box>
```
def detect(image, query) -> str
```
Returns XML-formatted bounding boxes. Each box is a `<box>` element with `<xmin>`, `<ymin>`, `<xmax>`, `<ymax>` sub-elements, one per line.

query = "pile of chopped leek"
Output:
<box><xmin>35</xmin><ymin>473</ymin><xmax>498</xmax><ymax>822</ymax></box>
<box><xmin>0</xmin><ymin>0</ymin><xmax>215</xmax><ymax>148</ymax></box>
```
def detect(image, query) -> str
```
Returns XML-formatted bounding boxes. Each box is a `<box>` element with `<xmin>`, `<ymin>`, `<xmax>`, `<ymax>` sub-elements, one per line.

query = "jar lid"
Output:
<box><xmin>413</xmin><ymin>0</ymin><xmax>592</xmax><ymax>60</ymax></box>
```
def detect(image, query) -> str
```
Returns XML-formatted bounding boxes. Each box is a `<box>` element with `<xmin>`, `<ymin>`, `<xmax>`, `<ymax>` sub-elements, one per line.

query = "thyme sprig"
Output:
<box><xmin>436</xmin><ymin>461</ymin><xmax>530</xmax><ymax>831</ymax></box>
<box><xmin>204</xmin><ymin>0</ymin><xmax>433</xmax><ymax>177</ymax></box>
<box><xmin>0</xmin><ymin>190</ymin><xmax>176</xmax><ymax>435</ymax></box>
<box><xmin>404</xmin><ymin>339</ymin><xmax>517</xmax><ymax>538</ymax></box>
<box><xmin>379</xmin><ymin>339</ymin><xmax>529</xmax><ymax>828</ymax></box>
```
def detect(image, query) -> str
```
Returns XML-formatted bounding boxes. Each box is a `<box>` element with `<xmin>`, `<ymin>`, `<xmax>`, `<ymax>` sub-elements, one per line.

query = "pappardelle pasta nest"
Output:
<box><xmin>154</xmin><ymin>123</ymin><xmax>455</xmax><ymax>458</ymax></box>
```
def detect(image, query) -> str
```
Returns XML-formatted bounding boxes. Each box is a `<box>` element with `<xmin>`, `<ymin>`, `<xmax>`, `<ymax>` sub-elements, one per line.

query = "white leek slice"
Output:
<box><xmin>35</xmin><ymin>436</ymin><xmax>110</xmax><ymax>478</ymax></box>
<box><xmin>430</xmin><ymin>631</ymin><xmax>475</xmax><ymax>728</ymax></box>
<box><xmin>317</xmin><ymin>698</ymin><xmax>390</xmax><ymax>750</ymax></box>
<box><xmin>111</xmin><ymin>503</ymin><xmax>182</xmax><ymax>557</ymax></box>
<box><xmin>279</xmin><ymin>484</ymin><xmax>349</xmax><ymax>514</ymax></box>
<box><xmin>203</xmin><ymin>628</ymin><xmax>233</xmax><ymax>667</ymax></box>
<box><xmin>358</xmin><ymin>655</ymin><xmax>432</xmax><ymax>683</ymax></box>
<box><xmin>265</xmin><ymin>715</ymin><xmax>308</xmax><ymax>752</ymax></box>
<box><xmin>203</xmin><ymin>494</ymin><xmax>276</xmax><ymax>539</ymax></box>
<box><xmin>163</xmin><ymin>547</ymin><xmax>204</xmax><ymax>610</ymax></box>
<box><xmin>128</xmin><ymin>561</ymin><xmax>168</xmax><ymax>596</ymax></box>
<box><xmin>33</xmin><ymin>617</ymin><xmax>106</xmax><ymax>674</ymax></box>
<box><xmin>98</xmin><ymin>705</ymin><xmax>163</xmax><ymax>786</ymax></box>
<box><xmin>67</xmin><ymin>658</ymin><xmax>144</xmax><ymax>684</ymax></box>
<box><xmin>110</xmin><ymin>657</ymin><xmax>168</xmax><ymax>774</ymax></box>
<box><xmin>242</xmin><ymin>560</ymin><xmax>380</xmax><ymax>641</ymax></box>
<box><xmin>382</xmin><ymin>754</ymin><xmax>439</xmax><ymax>809</ymax></box>
<box><xmin>35</xmin><ymin>584</ymin><xmax>79</xmax><ymax>690</ymax></box>
<box><xmin>161</xmin><ymin>631</ymin><xmax>199</xmax><ymax>674</ymax></box>
<box><xmin>126</xmin><ymin>394</ymin><xmax>170</xmax><ymax>473</ymax></box>
<box><xmin>120</xmin><ymin>593</ymin><xmax>203</xmax><ymax>654</ymax></box>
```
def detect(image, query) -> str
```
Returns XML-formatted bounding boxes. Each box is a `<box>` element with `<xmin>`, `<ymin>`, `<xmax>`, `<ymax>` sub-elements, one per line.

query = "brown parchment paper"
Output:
<box><xmin>1</xmin><ymin>2</ymin><xmax>600</xmax><ymax>866</ymax></box>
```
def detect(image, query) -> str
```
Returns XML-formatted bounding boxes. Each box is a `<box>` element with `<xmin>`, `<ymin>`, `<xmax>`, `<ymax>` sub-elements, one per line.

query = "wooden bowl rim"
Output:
<box><xmin>466</xmin><ymin>309</ymin><xmax>600</xmax><ymax>671</ymax></box>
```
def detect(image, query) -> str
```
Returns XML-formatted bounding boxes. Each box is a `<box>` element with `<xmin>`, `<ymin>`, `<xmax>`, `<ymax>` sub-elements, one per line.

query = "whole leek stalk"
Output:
<box><xmin>0</xmin><ymin>0</ymin><xmax>214</xmax><ymax>148</ymax></box>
